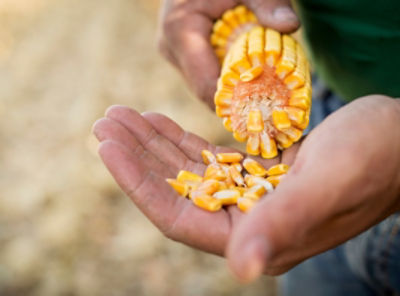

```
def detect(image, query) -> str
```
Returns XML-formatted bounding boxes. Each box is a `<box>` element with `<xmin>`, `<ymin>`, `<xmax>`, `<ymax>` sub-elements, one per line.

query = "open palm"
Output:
<box><xmin>93</xmin><ymin>105</ymin><xmax>300</xmax><ymax>255</ymax></box>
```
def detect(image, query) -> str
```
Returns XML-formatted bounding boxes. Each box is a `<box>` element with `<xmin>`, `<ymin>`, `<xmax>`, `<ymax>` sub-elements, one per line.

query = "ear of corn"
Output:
<box><xmin>211</xmin><ymin>6</ymin><xmax>312</xmax><ymax>159</ymax></box>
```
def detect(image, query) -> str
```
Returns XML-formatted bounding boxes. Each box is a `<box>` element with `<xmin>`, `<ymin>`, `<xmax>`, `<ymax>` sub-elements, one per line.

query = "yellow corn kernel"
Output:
<box><xmin>220</xmin><ymin>70</ymin><xmax>240</xmax><ymax>87</ymax></box>
<box><xmin>247</xmin><ymin>11</ymin><xmax>257</xmax><ymax>22</ymax></box>
<box><xmin>213</xmin><ymin>20</ymin><xmax>232</xmax><ymax>38</ymax></box>
<box><xmin>211</xmin><ymin>34</ymin><xmax>227</xmax><ymax>48</ymax></box>
<box><xmin>192</xmin><ymin>195</ymin><xmax>222</xmax><ymax>212</ymax></box>
<box><xmin>234</xmin><ymin>5</ymin><xmax>249</xmax><ymax>24</ymax></box>
<box><xmin>240</xmin><ymin>66</ymin><xmax>264</xmax><ymax>82</ymax></box>
<box><xmin>276</xmin><ymin>132</ymin><xmax>293</xmax><ymax>149</ymax></box>
<box><xmin>265</xmin><ymin>28</ymin><xmax>281</xmax><ymax>66</ymax></box>
<box><xmin>266</xmin><ymin>174</ymin><xmax>285</xmax><ymax>187</ymax></box>
<box><xmin>204</xmin><ymin>163</ymin><xmax>226</xmax><ymax>181</ymax></box>
<box><xmin>272</xmin><ymin>109</ymin><xmax>291</xmax><ymax>130</ymax></box>
<box><xmin>248</xmin><ymin>26</ymin><xmax>264</xmax><ymax>66</ymax></box>
<box><xmin>246</xmin><ymin>133</ymin><xmax>260</xmax><ymax>155</ymax></box>
<box><xmin>244</xmin><ymin>175</ymin><xmax>274</xmax><ymax>192</ymax></box>
<box><xmin>229</xmin><ymin>33</ymin><xmax>251</xmax><ymax>73</ymax></box>
<box><xmin>233</xmin><ymin>130</ymin><xmax>248</xmax><ymax>142</ymax></box>
<box><xmin>237</xmin><ymin>197</ymin><xmax>256</xmax><ymax>212</ymax></box>
<box><xmin>289</xmin><ymin>86</ymin><xmax>312</xmax><ymax>110</ymax></box>
<box><xmin>284</xmin><ymin>107</ymin><xmax>306</xmax><ymax>126</ymax></box>
<box><xmin>214</xmin><ymin>89</ymin><xmax>233</xmax><ymax>107</ymax></box>
<box><xmin>260</xmin><ymin>132</ymin><xmax>278</xmax><ymax>159</ymax></box>
<box><xmin>201</xmin><ymin>150</ymin><xmax>216</xmax><ymax>165</ymax></box>
<box><xmin>243</xmin><ymin>184</ymin><xmax>266</xmax><ymax>200</ymax></box>
<box><xmin>216</xmin><ymin>152</ymin><xmax>244</xmax><ymax>163</ymax></box>
<box><xmin>247</xmin><ymin>109</ymin><xmax>264</xmax><ymax>132</ymax></box>
<box><xmin>222</xmin><ymin>9</ymin><xmax>239</xmax><ymax>28</ymax></box>
<box><xmin>232</xmin><ymin>162</ymin><xmax>242</xmax><ymax>172</ymax></box>
<box><xmin>284</xmin><ymin>44</ymin><xmax>307</xmax><ymax>89</ymax></box>
<box><xmin>276</xmin><ymin>35</ymin><xmax>296</xmax><ymax>79</ymax></box>
<box><xmin>297</xmin><ymin>109</ymin><xmax>310</xmax><ymax>130</ymax></box>
<box><xmin>215</xmin><ymin>106</ymin><xmax>231</xmax><ymax>117</ymax></box>
<box><xmin>228</xmin><ymin>165</ymin><xmax>245</xmax><ymax>186</ymax></box>
<box><xmin>215</xmin><ymin>47</ymin><xmax>226</xmax><ymax>62</ymax></box>
<box><xmin>213</xmin><ymin>189</ymin><xmax>241</xmax><ymax>205</ymax></box>
<box><xmin>233</xmin><ymin>186</ymin><xmax>247</xmax><ymax>195</ymax></box>
<box><xmin>267</xmin><ymin>163</ymin><xmax>289</xmax><ymax>176</ymax></box>
<box><xmin>243</xmin><ymin>158</ymin><xmax>268</xmax><ymax>177</ymax></box>
<box><xmin>177</xmin><ymin>170</ymin><xmax>203</xmax><ymax>183</ymax></box>
<box><xmin>190</xmin><ymin>179</ymin><xmax>221</xmax><ymax>199</ymax></box>
<box><xmin>283</xmin><ymin>126</ymin><xmax>303</xmax><ymax>142</ymax></box>
<box><xmin>223</xmin><ymin>117</ymin><xmax>233</xmax><ymax>132</ymax></box>
<box><xmin>166</xmin><ymin>178</ymin><xmax>189</xmax><ymax>197</ymax></box>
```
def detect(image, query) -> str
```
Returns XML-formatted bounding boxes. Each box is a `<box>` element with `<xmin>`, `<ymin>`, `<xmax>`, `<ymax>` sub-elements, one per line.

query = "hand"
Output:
<box><xmin>92</xmin><ymin>105</ymin><xmax>299</xmax><ymax>255</ymax></box>
<box><xmin>158</xmin><ymin>0</ymin><xmax>300</xmax><ymax>108</ymax></box>
<box><xmin>226</xmin><ymin>95</ymin><xmax>400</xmax><ymax>282</ymax></box>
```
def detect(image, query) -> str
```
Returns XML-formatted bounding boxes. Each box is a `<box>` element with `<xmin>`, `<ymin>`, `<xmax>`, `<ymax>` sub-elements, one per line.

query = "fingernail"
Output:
<box><xmin>240</xmin><ymin>236</ymin><xmax>268</xmax><ymax>283</ymax></box>
<box><xmin>273</xmin><ymin>7</ymin><xmax>298</xmax><ymax>22</ymax></box>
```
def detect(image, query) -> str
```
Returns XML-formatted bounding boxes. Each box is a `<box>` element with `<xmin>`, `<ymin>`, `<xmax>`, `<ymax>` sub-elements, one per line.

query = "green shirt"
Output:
<box><xmin>296</xmin><ymin>0</ymin><xmax>400</xmax><ymax>101</ymax></box>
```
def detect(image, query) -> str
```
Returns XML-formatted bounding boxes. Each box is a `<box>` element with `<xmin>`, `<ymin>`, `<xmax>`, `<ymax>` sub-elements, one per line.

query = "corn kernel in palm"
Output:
<box><xmin>228</xmin><ymin>165</ymin><xmax>245</xmax><ymax>186</ymax></box>
<box><xmin>243</xmin><ymin>158</ymin><xmax>268</xmax><ymax>176</ymax></box>
<box><xmin>166</xmin><ymin>179</ymin><xmax>189</xmax><ymax>197</ymax></box>
<box><xmin>213</xmin><ymin>189</ymin><xmax>241</xmax><ymax>205</ymax></box>
<box><xmin>216</xmin><ymin>152</ymin><xmax>244</xmax><ymax>163</ymax></box>
<box><xmin>204</xmin><ymin>163</ymin><xmax>226</xmax><ymax>181</ymax></box>
<box><xmin>267</xmin><ymin>163</ymin><xmax>289</xmax><ymax>176</ymax></box>
<box><xmin>266</xmin><ymin>174</ymin><xmax>285</xmax><ymax>187</ymax></box>
<box><xmin>177</xmin><ymin>170</ymin><xmax>203</xmax><ymax>183</ymax></box>
<box><xmin>201</xmin><ymin>150</ymin><xmax>216</xmax><ymax>165</ymax></box>
<box><xmin>243</xmin><ymin>184</ymin><xmax>266</xmax><ymax>200</ymax></box>
<box><xmin>192</xmin><ymin>195</ymin><xmax>222</xmax><ymax>212</ymax></box>
<box><xmin>237</xmin><ymin>197</ymin><xmax>256</xmax><ymax>212</ymax></box>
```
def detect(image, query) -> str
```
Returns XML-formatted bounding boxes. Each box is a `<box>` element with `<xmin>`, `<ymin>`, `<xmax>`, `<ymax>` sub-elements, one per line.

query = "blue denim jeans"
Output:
<box><xmin>280</xmin><ymin>77</ymin><xmax>400</xmax><ymax>295</ymax></box>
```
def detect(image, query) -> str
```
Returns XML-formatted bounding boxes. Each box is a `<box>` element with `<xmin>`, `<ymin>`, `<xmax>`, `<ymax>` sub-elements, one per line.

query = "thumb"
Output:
<box><xmin>226</xmin><ymin>154</ymin><xmax>339</xmax><ymax>281</ymax></box>
<box><xmin>243</xmin><ymin>0</ymin><xmax>300</xmax><ymax>33</ymax></box>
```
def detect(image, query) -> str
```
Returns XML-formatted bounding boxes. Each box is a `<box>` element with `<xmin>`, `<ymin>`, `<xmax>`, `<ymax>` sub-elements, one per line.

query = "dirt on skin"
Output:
<box><xmin>0</xmin><ymin>0</ymin><xmax>277</xmax><ymax>295</ymax></box>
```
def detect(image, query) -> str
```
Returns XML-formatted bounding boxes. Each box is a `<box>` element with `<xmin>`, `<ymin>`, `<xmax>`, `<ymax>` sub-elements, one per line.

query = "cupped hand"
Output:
<box><xmin>226</xmin><ymin>95</ymin><xmax>400</xmax><ymax>281</ymax></box>
<box><xmin>92</xmin><ymin>105</ymin><xmax>299</xmax><ymax>255</ymax></box>
<box><xmin>158</xmin><ymin>0</ymin><xmax>300</xmax><ymax>108</ymax></box>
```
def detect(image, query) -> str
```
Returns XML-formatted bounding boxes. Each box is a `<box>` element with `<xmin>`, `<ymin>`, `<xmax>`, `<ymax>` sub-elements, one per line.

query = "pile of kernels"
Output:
<box><xmin>166</xmin><ymin>150</ymin><xmax>289</xmax><ymax>212</ymax></box>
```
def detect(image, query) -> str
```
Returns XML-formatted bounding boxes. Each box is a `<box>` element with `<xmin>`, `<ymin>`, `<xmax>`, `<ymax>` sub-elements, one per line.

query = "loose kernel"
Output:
<box><xmin>216</xmin><ymin>152</ymin><xmax>244</xmax><ymax>163</ymax></box>
<box><xmin>267</xmin><ymin>163</ymin><xmax>289</xmax><ymax>176</ymax></box>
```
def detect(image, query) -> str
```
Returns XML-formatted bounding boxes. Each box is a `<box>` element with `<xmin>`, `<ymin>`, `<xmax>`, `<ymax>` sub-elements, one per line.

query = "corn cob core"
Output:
<box><xmin>211</xmin><ymin>6</ymin><xmax>312</xmax><ymax>159</ymax></box>
<box><xmin>166</xmin><ymin>150</ymin><xmax>290</xmax><ymax>213</ymax></box>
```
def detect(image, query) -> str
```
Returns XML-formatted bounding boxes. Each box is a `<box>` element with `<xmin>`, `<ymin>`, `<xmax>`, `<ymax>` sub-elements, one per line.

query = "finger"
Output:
<box><xmin>243</xmin><ymin>0</ymin><xmax>300</xmax><ymax>33</ymax></box>
<box><xmin>142</xmin><ymin>111</ymin><xmax>239</xmax><ymax>163</ymax></box>
<box><xmin>105</xmin><ymin>105</ymin><xmax>204</xmax><ymax>175</ymax></box>
<box><xmin>164</xmin><ymin>13</ymin><xmax>219</xmax><ymax>107</ymax></box>
<box><xmin>100</xmin><ymin>139</ymin><xmax>230</xmax><ymax>255</ymax></box>
<box><xmin>92</xmin><ymin>117</ymin><xmax>175</xmax><ymax>177</ymax></box>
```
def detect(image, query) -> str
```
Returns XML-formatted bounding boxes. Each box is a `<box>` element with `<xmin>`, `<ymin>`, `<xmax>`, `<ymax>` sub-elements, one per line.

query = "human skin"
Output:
<box><xmin>93</xmin><ymin>96</ymin><xmax>400</xmax><ymax>282</ymax></box>
<box><xmin>157</xmin><ymin>0</ymin><xmax>300</xmax><ymax>108</ymax></box>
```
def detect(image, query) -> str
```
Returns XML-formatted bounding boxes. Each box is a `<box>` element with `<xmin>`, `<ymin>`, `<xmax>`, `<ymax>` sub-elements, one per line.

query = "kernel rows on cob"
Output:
<box><xmin>211</xmin><ymin>5</ymin><xmax>312</xmax><ymax>159</ymax></box>
<box><xmin>166</xmin><ymin>150</ymin><xmax>290</xmax><ymax>212</ymax></box>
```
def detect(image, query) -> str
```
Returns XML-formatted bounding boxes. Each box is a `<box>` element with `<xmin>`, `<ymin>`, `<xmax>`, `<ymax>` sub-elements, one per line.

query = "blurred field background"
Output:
<box><xmin>0</xmin><ymin>0</ymin><xmax>277</xmax><ymax>295</ymax></box>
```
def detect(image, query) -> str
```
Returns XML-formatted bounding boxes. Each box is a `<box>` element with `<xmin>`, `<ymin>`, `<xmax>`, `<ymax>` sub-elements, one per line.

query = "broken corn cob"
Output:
<box><xmin>211</xmin><ymin>6</ymin><xmax>312</xmax><ymax>159</ymax></box>
<box><xmin>167</xmin><ymin>150</ymin><xmax>290</xmax><ymax>212</ymax></box>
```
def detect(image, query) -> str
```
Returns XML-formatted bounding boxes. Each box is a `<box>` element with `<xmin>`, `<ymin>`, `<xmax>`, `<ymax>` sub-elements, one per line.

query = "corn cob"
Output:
<box><xmin>211</xmin><ymin>6</ymin><xmax>312</xmax><ymax>158</ymax></box>
<box><xmin>167</xmin><ymin>150</ymin><xmax>289</xmax><ymax>212</ymax></box>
